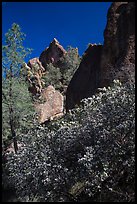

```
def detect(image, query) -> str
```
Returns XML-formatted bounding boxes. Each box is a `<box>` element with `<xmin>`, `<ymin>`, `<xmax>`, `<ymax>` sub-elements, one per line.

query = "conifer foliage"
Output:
<box><xmin>2</xmin><ymin>23</ymin><xmax>34</xmax><ymax>152</ymax></box>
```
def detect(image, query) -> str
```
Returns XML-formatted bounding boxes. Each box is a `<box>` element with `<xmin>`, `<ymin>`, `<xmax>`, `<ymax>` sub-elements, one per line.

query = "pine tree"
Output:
<box><xmin>2</xmin><ymin>23</ymin><xmax>34</xmax><ymax>153</ymax></box>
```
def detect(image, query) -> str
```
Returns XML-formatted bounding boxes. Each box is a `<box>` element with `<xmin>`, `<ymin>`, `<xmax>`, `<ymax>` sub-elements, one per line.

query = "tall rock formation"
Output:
<box><xmin>100</xmin><ymin>2</ymin><xmax>135</xmax><ymax>87</ymax></box>
<box><xmin>24</xmin><ymin>38</ymin><xmax>67</xmax><ymax>123</ymax></box>
<box><xmin>66</xmin><ymin>2</ymin><xmax>135</xmax><ymax>111</ymax></box>
<box><xmin>39</xmin><ymin>38</ymin><xmax>67</xmax><ymax>69</ymax></box>
<box><xmin>66</xmin><ymin>44</ymin><xmax>102</xmax><ymax>110</ymax></box>
<box><xmin>26</xmin><ymin>38</ymin><xmax>66</xmax><ymax>96</ymax></box>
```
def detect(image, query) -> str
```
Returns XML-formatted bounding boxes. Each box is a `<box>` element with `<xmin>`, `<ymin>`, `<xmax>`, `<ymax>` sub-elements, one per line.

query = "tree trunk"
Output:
<box><xmin>9</xmin><ymin>63</ymin><xmax>18</xmax><ymax>154</ymax></box>
<box><xmin>10</xmin><ymin>119</ymin><xmax>18</xmax><ymax>154</ymax></box>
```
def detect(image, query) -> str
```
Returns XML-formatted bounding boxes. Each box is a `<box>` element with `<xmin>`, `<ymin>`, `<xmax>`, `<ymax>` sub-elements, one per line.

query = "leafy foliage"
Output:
<box><xmin>4</xmin><ymin>80</ymin><xmax>135</xmax><ymax>202</ymax></box>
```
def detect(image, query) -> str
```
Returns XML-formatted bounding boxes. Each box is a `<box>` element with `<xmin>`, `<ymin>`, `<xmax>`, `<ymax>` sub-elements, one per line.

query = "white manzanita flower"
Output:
<box><xmin>4</xmin><ymin>81</ymin><xmax>134</xmax><ymax>202</ymax></box>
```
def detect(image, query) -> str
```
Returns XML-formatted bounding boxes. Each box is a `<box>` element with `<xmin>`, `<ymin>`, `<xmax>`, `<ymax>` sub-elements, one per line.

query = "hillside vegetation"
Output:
<box><xmin>3</xmin><ymin>80</ymin><xmax>135</xmax><ymax>202</ymax></box>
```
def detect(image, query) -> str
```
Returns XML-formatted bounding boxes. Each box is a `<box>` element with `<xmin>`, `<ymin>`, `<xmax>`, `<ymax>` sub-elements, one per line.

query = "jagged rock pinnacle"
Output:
<box><xmin>53</xmin><ymin>38</ymin><xmax>59</xmax><ymax>44</ymax></box>
<box><xmin>39</xmin><ymin>38</ymin><xmax>66</xmax><ymax>68</ymax></box>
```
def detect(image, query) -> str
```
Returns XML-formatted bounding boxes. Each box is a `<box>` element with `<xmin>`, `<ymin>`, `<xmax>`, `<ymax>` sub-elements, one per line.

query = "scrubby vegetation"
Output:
<box><xmin>42</xmin><ymin>46</ymin><xmax>81</xmax><ymax>94</ymax></box>
<box><xmin>3</xmin><ymin>80</ymin><xmax>135</xmax><ymax>202</ymax></box>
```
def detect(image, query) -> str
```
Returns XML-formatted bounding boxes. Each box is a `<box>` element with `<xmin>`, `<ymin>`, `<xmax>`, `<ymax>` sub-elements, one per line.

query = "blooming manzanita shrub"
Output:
<box><xmin>3</xmin><ymin>80</ymin><xmax>135</xmax><ymax>202</ymax></box>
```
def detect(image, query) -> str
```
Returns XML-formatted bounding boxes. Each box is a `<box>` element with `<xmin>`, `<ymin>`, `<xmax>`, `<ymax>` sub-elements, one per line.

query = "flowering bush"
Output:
<box><xmin>3</xmin><ymin>80</ymin><xmax>135</xmax><ymax>202</ymax></box>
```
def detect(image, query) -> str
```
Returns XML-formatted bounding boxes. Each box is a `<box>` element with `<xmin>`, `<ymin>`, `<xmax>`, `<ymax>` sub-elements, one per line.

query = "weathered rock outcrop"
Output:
<box><xmin>66</xmin><ymin>2</ymin><xmax>135</xmax><ymax>110</ymax></box>
<box><xmin>39</xmin><ymin>38</ymin><xmax>67</xmax><ymax>69</ymax></box>
<box><xmin>27</xmin><ymin>58</ymin><xmax>46</xmax><ymax>72</ymax></box>
<box><xmin>35</xmin><ymin>85</ymin><xmax>64</xmax><ymax>123</ymax></box>
<box><xmin>100</xmin><ymin>2</ymin><xmax>135</xmax><ymax>87</ymax></box>
<box><xmin>24</xmin><ymin>40</ymin><xmax>66</xmax><ymax>123</ymax></box>
<box><xmin>23</xmin><ymin>58</ymin><xmax>46</xmax><ymax>95</ymax></box>
<box><xmin>26</xmin><ymin>38</ymin><xmax>66</xmax><ymax>96</ymax></box>
<box><xmin>66</xmin><ymin>44</ymin><xmax>102</xmax><ymax>110</ymax></box>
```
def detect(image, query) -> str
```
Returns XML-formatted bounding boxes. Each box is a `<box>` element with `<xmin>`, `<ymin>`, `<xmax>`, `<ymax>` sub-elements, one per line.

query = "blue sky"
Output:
<box><xmin>2</xmin><ymin>2</ymin><xmax>112</xmax><ymax>62</ymax></box>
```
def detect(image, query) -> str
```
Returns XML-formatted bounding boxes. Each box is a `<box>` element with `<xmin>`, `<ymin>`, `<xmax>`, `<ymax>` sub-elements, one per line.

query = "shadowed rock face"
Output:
<box><xmin>100</xmin><ymin>2</ymin><xmax>135</xmax><ymax>87</ymax></box>
<box><xmin>39</xmin><ymin>38</ymin><xmax>67</xmax><ymax>69</ymax></box>
<box><xmin>66</xmin><ymin>44</ymin><xmax>103</xmax><ymax>111</ymax></box>
<box><xmin>66</xmin><ymin>2</ymin><xmax>135</xmax><ymax>111</ymax></box>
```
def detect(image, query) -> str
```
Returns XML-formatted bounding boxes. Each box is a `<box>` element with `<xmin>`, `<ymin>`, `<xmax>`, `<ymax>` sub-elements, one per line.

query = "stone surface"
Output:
<box><xmin>27</xmin><ymin>58</ymin><xmax>46</xmax><ymax>72</ymax></box>
<box><xmin>39</xmin><ymin>38</ymin><xmax>67</xmax><ymax>69</ymax></box>
<box><xmin>24</xmin><ymin>58</ymin><xmax>46</xmax><ymax>95</ymax></box>
<box><xmin>66</xmin><ymin>44</ymin><xmax>102</xmax><ymax>111</ymax></box>
<box><xmin>35</xmin><ymin>85</ymin><xmax>64</xmax><ymax>123</ymax></box>
<box><xmin>100</xmin><ymin>2</ymin><xmax>135</xmax><ymax>86</ymax></box>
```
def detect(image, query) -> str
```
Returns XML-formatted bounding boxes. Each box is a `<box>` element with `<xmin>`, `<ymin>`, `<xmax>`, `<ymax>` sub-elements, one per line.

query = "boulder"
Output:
<box><xmin>35</xmin><ymin>85</ymin><xmax>64</xmax><ymax>123</ymax></box>
<box><xmin>39</xmin><ymin>38</ymin><xmax>67</xmax><ymax>69</ymax></box>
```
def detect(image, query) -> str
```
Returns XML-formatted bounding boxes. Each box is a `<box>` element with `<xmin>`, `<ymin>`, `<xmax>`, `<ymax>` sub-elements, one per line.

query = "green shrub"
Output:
<box><xmin>4</xmin><ymin>80</ymin><xmax>135</xmax><ymax>202</ymax></box>
<box><xmin>42</xmin><ymin>46</ymin><xmax>81</xmax><ymax>93</ymax></box>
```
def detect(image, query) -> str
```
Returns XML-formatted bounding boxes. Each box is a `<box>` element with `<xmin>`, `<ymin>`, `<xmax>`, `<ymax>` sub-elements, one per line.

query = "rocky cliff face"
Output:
<box><xmin>39</xmin><ymin>38</ymin><xmax>67</xmax><ymax>69</ymax></box>
<box><xmin>66</xmin><ymin>44</ymin><xmax>102</xmax><ymax>110</ymax></box>
<box><xmin>66</xmin><ymin>2</ymin><xmax>135</xmax><ymax>110</ymax></box>
<box><xmin>100</xmin><ymin>2</ymin><xmax>135</xmax><ymax>87</ymax></box>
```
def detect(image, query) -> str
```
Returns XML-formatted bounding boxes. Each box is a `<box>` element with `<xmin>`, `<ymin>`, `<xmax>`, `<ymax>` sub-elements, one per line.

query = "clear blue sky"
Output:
<box><xmin>2</xmin><ymin>2</ymin><xmax>112</xmax><ymax>62</ymax></box>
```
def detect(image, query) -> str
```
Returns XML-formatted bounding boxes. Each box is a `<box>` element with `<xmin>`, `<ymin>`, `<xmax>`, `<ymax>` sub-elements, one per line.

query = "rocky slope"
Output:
<box><xmin>66</xmin><ymin>2</ymin><xmax>135</xmax><ymax>110</ymax></box>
